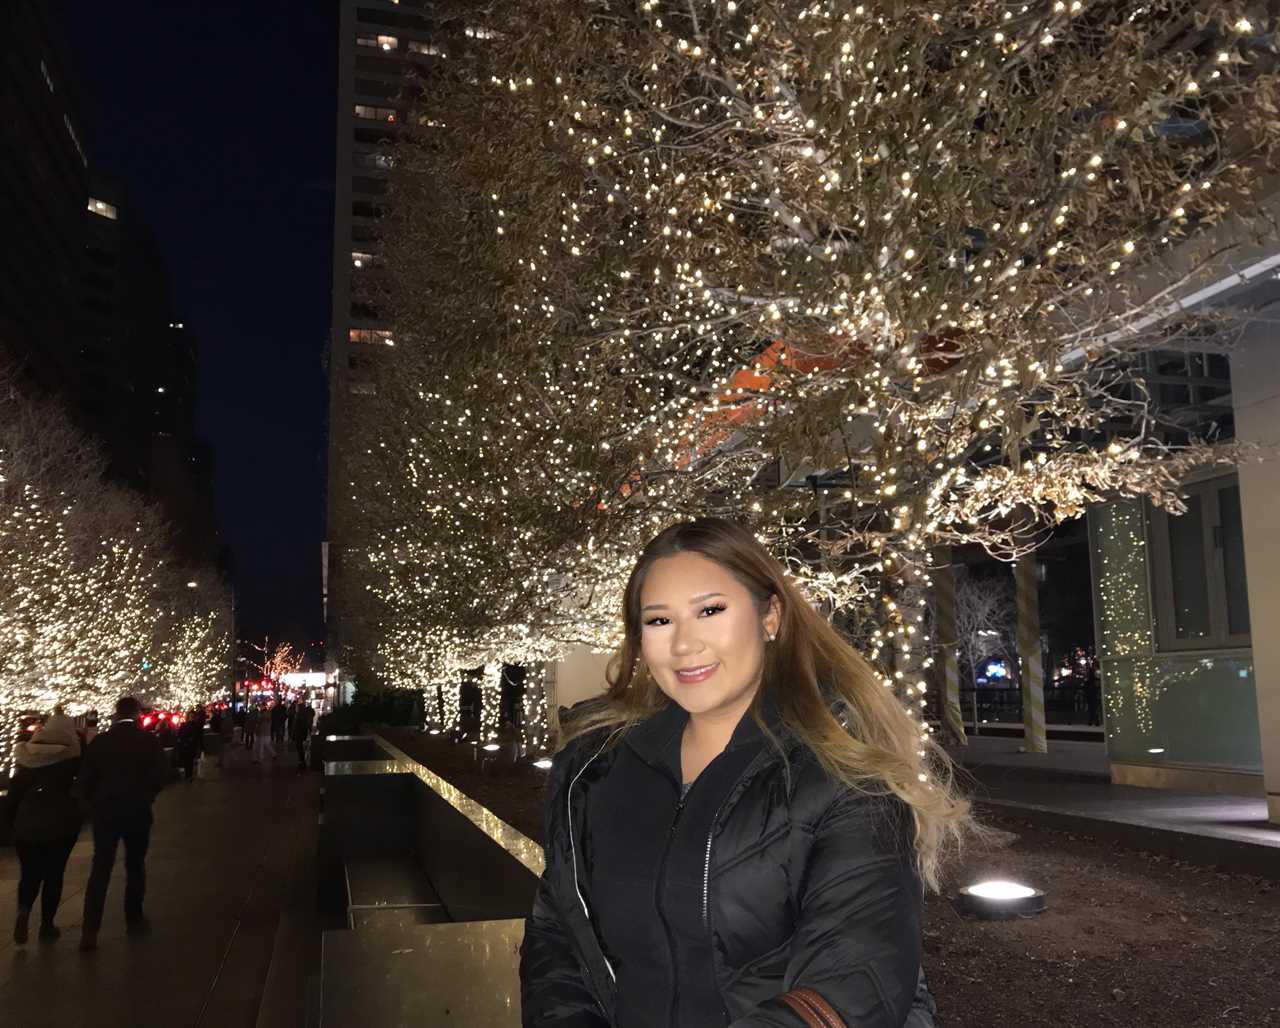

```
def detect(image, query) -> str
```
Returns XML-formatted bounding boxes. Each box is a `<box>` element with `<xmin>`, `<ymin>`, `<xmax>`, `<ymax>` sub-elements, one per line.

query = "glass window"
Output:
<box><xmin>351</xmin><ymin>251</ymin><xmax>374</xmax><ymax>268</ymax></box>
<box><xmin>1166</xmin><ymin>493</ymin><xmax>1210</xmax><ymax>640</ymax></box>
<box><xmin>1218</xmin><ymin>485</ymin><xmax>1250</xmax><ymax>636</ymax></box>
<box><xmin>348</xmin><ymin>328</ymin><xmax>395</xmax><ymax>346</ymax></box>
<box><xmin>355</xmin><ymin>151</ymin><xmax>394</xmax><ymax>170</ymax></box>
<box><xmin>354</xmin><ymin>104</ymin><xmax>397</xmax><ymax>123</ymax></box>
<box><xmin>87</xmin><ymin>197</ymin><xmax>118</xmax><ymax>220</ymax></box>
<box><xmin>1151</xmin><ymin>473</ymin><xmax>1251</xmax><ymax>650</ymax></box>
<box><xmin>465</xmin><ymin>26</ymin><xmax>498</xmax><ymax>39</ymax></box>
<box><xmin>356</xmin><ymin>33</ymin><xmax>399</xmax><ymax>50</ymax></box>
<box><xmin>408</xmin><ymin>40</ymin><xmax>445</xmax><ymax>56</ymax></box>
<box><xmin>64</xmin><ymin>115</ymin><xmax>86</xmax><ymax>166</ymax></box>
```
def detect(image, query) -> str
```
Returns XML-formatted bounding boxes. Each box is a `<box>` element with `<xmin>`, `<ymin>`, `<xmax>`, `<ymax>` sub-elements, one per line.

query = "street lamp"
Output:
<box><xmin>955</xmin><ymin>879</ymin><xmax>1047</xmax><ymax>920</ymax></box>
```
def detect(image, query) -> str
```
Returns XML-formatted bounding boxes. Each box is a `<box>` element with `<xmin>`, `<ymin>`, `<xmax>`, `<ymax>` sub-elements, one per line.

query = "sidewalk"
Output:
<box><xmin>946</xmin><ymin>736</ymin><xmax>1280</xmax><ymax>879</ymax></box>
<box><xmin>0</xmin><ymin>745</ymin><xmax>321</xmax><ymax>1028</ymax></box>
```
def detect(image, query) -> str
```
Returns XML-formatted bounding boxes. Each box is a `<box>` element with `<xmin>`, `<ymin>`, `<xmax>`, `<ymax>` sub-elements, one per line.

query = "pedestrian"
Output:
<box><xmin>218</xmin><ymin>705</ymin><xmax>234</xmax><ymax>766</ymax></box>
<box><xmin>270</xmin><ymin>700</ymin><xmax>288</xmax><ymax>749</ymax></box>
<box><xmin>253</xmin><ymin>709</ymin><xmax>276</xmax><ymax>765</ymax></box>
<box><xmin>174</xmin><ymin>712</ymin><xmax>202</xmax><ymax>781</ymax></box>
<box><xmin>244</xmin><ymin>704</ymin><xmax>260</xmax><ymax>752</ymax></box>
<box><xmin>291</xmin><ymin>701</ymin><xmax>315</xmax><ymax>772</ymax></box>
<box><xmin>78</xmin><ymin>696</ymin><xmax>170</xmax><ymax>951</ymax></box>
<box><xmin>519</xmin><ymin>518</ymin><xmax>972</xmax><ymax>1027</ymax></box>
<box><xmin>5</xmin><ymin>712</ymin><xmax>83</xmax><ymax>944</ymax></box>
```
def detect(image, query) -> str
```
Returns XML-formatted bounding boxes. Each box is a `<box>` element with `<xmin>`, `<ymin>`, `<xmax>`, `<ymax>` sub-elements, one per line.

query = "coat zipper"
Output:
<box><xmin>703</xmin><ymin>748</ymin><xmax>793</xmax><ymax>1024</ymax></box>
<box><xmin>567</xmin><ymin>728</ymin><xmax>624</xmax><ymax>983</ymax></box>
<box><xmin>657</xmin><ymin>790</ymin><xmax>688</xmax><ymax>1028</ymax></box>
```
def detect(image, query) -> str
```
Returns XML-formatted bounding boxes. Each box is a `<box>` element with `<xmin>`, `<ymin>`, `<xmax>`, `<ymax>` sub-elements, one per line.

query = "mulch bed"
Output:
<box><xmin>379</xmin><ymin>727</ymin><xmax>1280</xmax><ymax>1027</ymax></box>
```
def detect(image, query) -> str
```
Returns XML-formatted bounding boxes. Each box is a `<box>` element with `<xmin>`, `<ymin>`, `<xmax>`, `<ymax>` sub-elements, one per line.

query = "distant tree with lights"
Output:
<box><xmin>0</xmin><ymin>362</ymin><xmax>232</xmax><ymax>772</ymax></box>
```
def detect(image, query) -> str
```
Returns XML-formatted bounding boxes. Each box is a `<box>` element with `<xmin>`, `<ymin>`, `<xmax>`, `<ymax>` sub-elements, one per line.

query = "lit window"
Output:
<box><xmin>40</xmin><ymin>59</ymin><xmax>54</xmax><ymax>92</ymax></box>
<box><xmin>88</xmin><ymin>198</ymin><xmax>119</xmax><ymax>220</ymax></box>
<box><xmin>354</xmin><ymin>104</ymin><xmax>397</xmax><ymax>123</ymax></box>
<box><xmin>465</xmin><ymin>26</ymin><xmax>498</xmax><ymax>39</ymax></box>
<box><xmin>348</xmin><ymin>329</ymin><xmax>395</xmax><ymax>346</ymax></box>
<box><xmin>351</xmin><ymin>251</ymin><xmax>374</xmax><ymax>268</ymax></box>
<box><xmin>355</xmin><ymin>151</ymin><xmax>394</xmax><ymax>170</ymax></box>
<box><xmin>357</xmin><ymin>33</ymin><xmax>399</xmax><ymax>50</ymax></box>
<box><xmin>408</xmin><ymin>41</ymin><xmax>445</xmax><ymax>56</ymax></box>
<box><xmin>64</xmin><ymin>115</ymin><xmax>86</xmax><ymax>166</ymax></box>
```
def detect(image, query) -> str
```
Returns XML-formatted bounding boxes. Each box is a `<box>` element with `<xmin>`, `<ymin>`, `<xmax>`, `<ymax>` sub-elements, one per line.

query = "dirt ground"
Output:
<box><xmin>380</xmin><ymin>728</ymin><xmax>1280</xmax><ymax>1027</ymax></box>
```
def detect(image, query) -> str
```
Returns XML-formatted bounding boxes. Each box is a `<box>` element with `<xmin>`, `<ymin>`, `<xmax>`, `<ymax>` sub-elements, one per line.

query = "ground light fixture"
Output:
<box><xmin>482</xmin><ymin>743</ymin><xmax>501</xmax><ymax>752</ymax></box>
<box><xmin>533</xmin><ymin>758</ymin><xmax>554</xmax><ymax>770</ymax></box>
<box><xmin>955</xmin><ymin>880</ymin><xmax>1047</xmax><ymax>920</ymax></box>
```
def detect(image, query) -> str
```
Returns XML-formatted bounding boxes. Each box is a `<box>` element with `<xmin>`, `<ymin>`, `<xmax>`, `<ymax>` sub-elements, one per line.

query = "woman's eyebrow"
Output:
<box><xmin>642</xmin><ymin>591</ymin><xmax>726</xmax><ymax>612</ymax></box>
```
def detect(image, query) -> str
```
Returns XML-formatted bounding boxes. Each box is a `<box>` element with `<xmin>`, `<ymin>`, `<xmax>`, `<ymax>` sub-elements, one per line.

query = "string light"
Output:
<box><xmin>336</xmin><ymin>1</ymin><xmax>1279</xmax><ymax>752</ymax></box>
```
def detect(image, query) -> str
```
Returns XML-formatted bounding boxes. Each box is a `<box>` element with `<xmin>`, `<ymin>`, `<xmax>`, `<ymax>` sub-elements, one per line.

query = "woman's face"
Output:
<box><xmin>638</xmin><ymin>551</ymin><xmax>779</xmax><ymax>718</ymax></box>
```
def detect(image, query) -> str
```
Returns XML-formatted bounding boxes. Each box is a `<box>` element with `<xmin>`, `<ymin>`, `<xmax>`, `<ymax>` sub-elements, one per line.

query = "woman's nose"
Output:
<box><xmin>670</xmin><ymin>620</ymin><xmax>703</xmax><ymax>656</ymax></box>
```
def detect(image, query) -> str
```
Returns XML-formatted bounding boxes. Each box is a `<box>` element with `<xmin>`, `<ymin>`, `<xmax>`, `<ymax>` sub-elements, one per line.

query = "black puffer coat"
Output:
<box><xmin>519</xmin><ymin>694</ymin><xmax>940</xmax><ymax>1027</ymax></box>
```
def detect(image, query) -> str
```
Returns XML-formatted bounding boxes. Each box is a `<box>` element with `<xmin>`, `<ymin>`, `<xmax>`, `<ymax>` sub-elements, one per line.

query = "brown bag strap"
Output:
<box><xmin>778</xmin><ymin>987</ymin><xmax>847</xmax><ymax>1028</ymax></box>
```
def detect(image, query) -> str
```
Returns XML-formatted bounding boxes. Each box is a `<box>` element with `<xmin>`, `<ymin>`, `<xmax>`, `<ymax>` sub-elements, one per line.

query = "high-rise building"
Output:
<box><xmin>0</xmin><ymin>0</ymin><xmax>91</xmax><ymax>387</ymax></box>
<box><xmin>326</xmin><ymin>0</ymin><xmax>442</xmax><ymax>667</ymax></box>
<box><xmin>0</xmin><ymin>0</ymin><xmax>219</xmax><ymax>567</ymax></box>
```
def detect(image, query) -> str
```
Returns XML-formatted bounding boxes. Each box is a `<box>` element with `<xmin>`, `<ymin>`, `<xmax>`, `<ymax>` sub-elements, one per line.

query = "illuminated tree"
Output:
<box><xmin>0</xmin><ymin>362</ymin><xmax>232</xmax><ymax>772</ymax></box>
<box><xmin>345</xmin><ymin>1</ymin><xmax>1279</xmax><ymax>735</ymax></box>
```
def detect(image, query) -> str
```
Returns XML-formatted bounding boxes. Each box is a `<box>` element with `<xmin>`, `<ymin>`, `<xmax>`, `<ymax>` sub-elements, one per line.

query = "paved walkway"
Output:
<box><xmin>945</xmin><ymin>733</ymin><xmax>1112</xmax><ymax>777</ymax></box>
<box><xmin>0</xmin><ymin>744</ymin><xmax>321</xmax><ymax>1028</ymax></box>
<box><xmin>948</xmin><ymin>740</ymin><xmax>1280</xmax><ymax>877</ymax></box>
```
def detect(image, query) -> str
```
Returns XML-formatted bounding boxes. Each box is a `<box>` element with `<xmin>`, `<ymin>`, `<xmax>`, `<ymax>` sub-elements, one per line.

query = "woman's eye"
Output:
<box><xmin>644</xmin><ymin>616</ymin><xmax>669</xmax><ymax>627</ymax></box>
<box><xmin>700</xmin><ymin>605</ymin><xmax>726</xmax><ymax>617</ymax></box>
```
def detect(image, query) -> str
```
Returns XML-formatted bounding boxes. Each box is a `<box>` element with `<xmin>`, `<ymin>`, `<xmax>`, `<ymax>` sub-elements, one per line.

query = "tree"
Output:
<box><xmin>345</xmin><ymin>1</ymin><xmax>1280</xmax><ymax>715</ymax></box>
<box><xmin>953</xmin><ymin>568</ymin><xmax>1017</xmax><ymax>688</ymax></box>
<box><xmin>0</xmin><ymin>360</ymin><xmax>231</xmax><ymax>773</ymax></box>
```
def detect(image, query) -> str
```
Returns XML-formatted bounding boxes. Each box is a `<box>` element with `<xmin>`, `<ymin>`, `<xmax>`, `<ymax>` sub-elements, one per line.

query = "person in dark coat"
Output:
<box><xmin>290</xmin><ymin>702</ymin><xmax>315</xmax><ymax>771</ymax></box>
<box><xmin>78</xmin><ymin>696</ymin><xmax>170</xmax><ymax>951</ymax></box>
<box><xmin>174</xmin><ymin>713</ymin><xmax>202</xmax><ymax>781</ymax></box>
<box><xmin>520</xmin><ymin>518</ymin><xmax>974</xmax><ymax>1027</ymax></box>
<box><xmin>270</xmin><ymin>700</ymin><xmax>288</xmax><ymax>746</ymax></box>
<box><xmin>5</xmin><ymin>713</ymin><xmax>83</xmax><ymax>944</ymax></box>
<box><xmin>243</xmin><ymin>704</ymin><xmax>261</xmax><ymax>751</ymax></box>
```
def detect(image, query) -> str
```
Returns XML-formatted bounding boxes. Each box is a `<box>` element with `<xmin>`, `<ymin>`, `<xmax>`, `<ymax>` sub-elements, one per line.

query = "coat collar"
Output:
<box><xmin>622</xmin><ymin>688</ymin><xmax>791</xmax><ymax>770</ymax></box>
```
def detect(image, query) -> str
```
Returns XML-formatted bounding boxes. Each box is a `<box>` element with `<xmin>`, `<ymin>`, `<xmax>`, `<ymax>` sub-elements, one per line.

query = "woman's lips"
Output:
<box><xmin>675</xmin><ymin>662</ymin><xmax>719</xmax><ymax>684</ymax></box>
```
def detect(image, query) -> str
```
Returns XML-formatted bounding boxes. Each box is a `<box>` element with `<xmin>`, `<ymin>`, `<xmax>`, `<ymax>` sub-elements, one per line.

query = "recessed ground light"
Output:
<box><xmin>482</xmin><ymin>743</ymin><xmax>501</xmax><ymax>752</ymax></box>
<box><xmin>428</xmin><ymin>728</ymin><xmax>440</xmax><ymax>735</ymax></box>
<box><xmin>533</xmin><ymin>758</ymin><xmax>553</xmax><ymax>770</ymax></box>
<box><xmin>1147</xmin><ymin>747</ymin><xmax>1165</xmax><ymax>754</ymax></box>
<box><xmin>956</xmin><ymin>880</ymin><xmax>1047</xmax><ymax>920</ymax></box>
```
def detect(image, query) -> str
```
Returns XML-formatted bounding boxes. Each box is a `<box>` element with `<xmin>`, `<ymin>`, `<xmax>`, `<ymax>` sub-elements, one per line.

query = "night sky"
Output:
<box><xmin>53</xmin><ymin>1</ymin><xmax>338</xmax><ymax>648</ymax></box>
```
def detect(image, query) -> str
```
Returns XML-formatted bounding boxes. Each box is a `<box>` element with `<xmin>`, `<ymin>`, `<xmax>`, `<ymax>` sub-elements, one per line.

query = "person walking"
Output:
<box><xmin>253</xmin><ymin>709</ymin><xmax>276</xmax><ymax>765</ymax></box>
<box><xmin>174</xmin><ymin>713</ymin><xmax>202</xmax><ymax>781</ymax></box>
<box><xmin>290</xmin><ymin>702</ymin><xmax>315</xmax><ymax>772</ymax></box>
<box><xmin>244</xmin><ymin>704</ymin><xmax>261</xmax><ymax>753</ymax></box>
<box><xmin>5</xmin><ymin>713</ymin><xmax>83</xmax><ymax>944</ymax></box>
<box><xmin>220</xmin><ymin>705</ymin><xmax>234</xmax><ymax>763</ymax></box>
<box><xmin>519</xmin><ymin>518</ymin><xmax>974</xmax><ymax>1027</ymax></box>
<box><xmin>270</xmin><ymin>700</ymin><xmax>288</xmax><ymax>749</ymax></box>
<box><xmin>78</xmin><ymin>696</ymin><xmax>170</xmax><ymax>952</ymax></box>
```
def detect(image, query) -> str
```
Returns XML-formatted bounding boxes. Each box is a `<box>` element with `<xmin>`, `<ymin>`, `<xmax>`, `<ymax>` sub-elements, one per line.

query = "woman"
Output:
<box><xmin>520</xmin><ymin>518</ymin><xmax>979</xmax><ymax>1027</ymax></box>
<box><xmin>6</xmin><ymin>712</ymin><xmax>84</xmax><ymax>944</ymax></box>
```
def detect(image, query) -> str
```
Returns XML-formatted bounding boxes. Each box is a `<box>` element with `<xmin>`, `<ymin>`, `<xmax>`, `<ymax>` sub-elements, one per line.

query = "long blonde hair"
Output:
<box><xmin>558</xmin><ymin>517</ymin><xmax>981</xmax><ymax>892</ymax></box>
